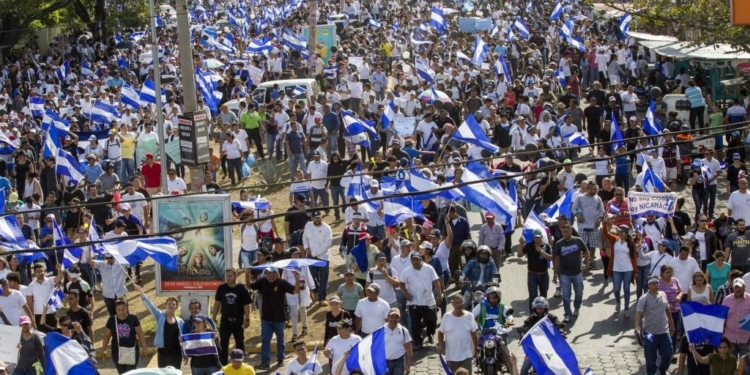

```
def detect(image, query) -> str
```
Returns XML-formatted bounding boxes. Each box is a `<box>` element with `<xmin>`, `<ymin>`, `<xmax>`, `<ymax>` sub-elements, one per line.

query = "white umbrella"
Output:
<box><xmin>418</xmin><ymin>89</ymin><xmax>451</xmax><ymax>103</ymax></box>
<box><xmin>201</xmin><ymin>58</ymin><xmax>224</xmax><ymax>69</ymax></box>
<box><xmin>159</xmin><ymin>4</ymin><xmax>177</xmax><ymax>16</ymax></box>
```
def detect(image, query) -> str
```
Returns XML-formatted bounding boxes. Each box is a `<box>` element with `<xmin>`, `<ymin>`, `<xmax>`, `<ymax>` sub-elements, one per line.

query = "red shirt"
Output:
<box><xmin>141</xmin><ymin>162</ymin><xmax>162</xmax><ymax>188</ymax></box>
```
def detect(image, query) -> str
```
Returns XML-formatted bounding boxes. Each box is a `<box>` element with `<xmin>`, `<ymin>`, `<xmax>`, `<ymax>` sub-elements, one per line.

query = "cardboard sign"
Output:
<box><xmin>393</xmin><ymin>117</ymin><xmax>416</xmax><ymax>137</ymax></box>
<box><xmin>165</xmin><ymin>139</ymin><xmax>182</xmax><ymax>164</ymax></box>
<box><xmin>0</xmin><ymin>325</ymin><xmax>21</xmax><ymax>364</ymax></box>
<box><xmin>349</xmin><ymin>56</ymin><xmax>364</xmax><ymax>72</ymax></box>
<box><xmin>627</xmin><ymin>192</ymin><xmax>678</xmax><ymax>219</ymax></box>
<box><xmin>247</xmin><ymin>65</ymin><xmax>264</xmax><ymax>85</ymax></box>
<box><xmin>349</xmin><ymin>82</ymin><xmax>363</xmax><ymax>98</ymax></box>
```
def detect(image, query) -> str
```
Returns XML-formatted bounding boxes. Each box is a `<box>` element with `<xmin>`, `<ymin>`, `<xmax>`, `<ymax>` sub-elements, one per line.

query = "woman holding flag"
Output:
<box><xmin>182</xmin><ymin>314</ymin><xmax>221</xmax><ymax>375</ymax></box>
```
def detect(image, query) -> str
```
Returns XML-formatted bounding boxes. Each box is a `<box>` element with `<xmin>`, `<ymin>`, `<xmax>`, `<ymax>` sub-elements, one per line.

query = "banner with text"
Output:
<box><xmin>628</xmin><ymin>192</ymin><xmax>677</xmax><ymax>219</ymax></box>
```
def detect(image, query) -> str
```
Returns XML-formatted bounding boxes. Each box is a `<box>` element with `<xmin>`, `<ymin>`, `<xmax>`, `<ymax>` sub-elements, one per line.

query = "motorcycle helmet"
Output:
<box><xmin>461</xmin><ymin>240</ymin><xmax>477</xmax><ymax>258</ymax></box>
<box><xmin>476</xmin><ymin>245</ymin><xmax>492</xmax><ymax>264</ymax></box>
<box><xmin>680</xmin><ymin>124</ymin><xmax>690</xmax><ymax>132</ymax></box>
<box><xmin>532</xmin><ymin>296</ymin><xmax>549</xmax><ymax>317</ymax></box>
<box><xmin>474</xmin><ymin>111</ymin><xmax>484</xmax><ymax>120</ymax></box>
<box><xmin>486</xmin><ymin>286</ymin><xmax>501</xmax><ymax>301</ymax></box>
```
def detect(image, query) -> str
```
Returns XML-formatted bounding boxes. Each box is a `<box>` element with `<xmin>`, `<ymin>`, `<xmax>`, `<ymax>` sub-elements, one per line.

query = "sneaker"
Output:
<box><xmin>615</xmin><ymin>302</ymin><xmax>621</xmax><ymax>312</ymax></box>
<box><xmin>257</xmin><ymin>363</ymin><xmax>271</xmax><ymax>370</ymax></box>
<box><xmin>573</xmin><ymin>309</ymin><xmax>580</xmax><ymax>317</ymax></box>
<box><xmin>562</xmin><ymin>315</ymin><xmax>571</xmax><ymax>323</ymax></box>
<box><xmin>277</xmin><ymin>359</ymin><xmax>284</xmax><ymax>367</ymax></box>
<box><xmin>603</xmin><ymin>278</ymin><xmax>609</xmax><ymax>287</ymax></box>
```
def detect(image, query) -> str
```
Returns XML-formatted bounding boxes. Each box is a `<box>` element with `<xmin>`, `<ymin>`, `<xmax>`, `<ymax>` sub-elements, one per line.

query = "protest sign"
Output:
<box><xmin>0</xmin><ymin>325</ymin><xmax>21</xmax><ymax>363</ymax></box>
<box><xmin>247</xmin><ymin>65</ymin><xmax>264</xmax><ymax>85</ymax></box>
<box><xmin>627</xmin><ymin>192</ymin><xmax>677</xmax><ymax>219</ymax></box>
<box><xmin>393</xmin><ymin>117</ymin><xmax>416</xmax><ymax>137</ymax></box>
<box><xmin>349</xmin><ymin>82</ymin><xmax>363</xmax><ymax>98</ymax></box>
<box><xmin>165</xmin><ymin>139</ymin><xmax>182</xmax><ymax>164</ymax></box>
<box><xmin>349</xmin><ymin>56</ymin><xmax>364</xmax><ymax>71</ymax></box>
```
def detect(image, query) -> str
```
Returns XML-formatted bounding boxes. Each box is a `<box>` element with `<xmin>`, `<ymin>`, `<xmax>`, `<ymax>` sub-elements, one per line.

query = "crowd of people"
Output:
<box><xmin>2</xmin><ymin>0</ymin><xmax>750</xmax><ymax>373</ymax></box>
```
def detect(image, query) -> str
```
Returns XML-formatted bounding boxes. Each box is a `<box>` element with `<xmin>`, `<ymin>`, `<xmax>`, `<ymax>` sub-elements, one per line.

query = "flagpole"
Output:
<box><xmin>147</xmin><ymin>0</ymin><xmax>168</xmax><ymax>195</ymax></box>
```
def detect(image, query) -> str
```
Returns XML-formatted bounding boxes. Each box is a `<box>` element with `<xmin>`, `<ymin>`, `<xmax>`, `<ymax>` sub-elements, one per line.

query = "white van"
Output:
<box><xmin>250</xmin><ymin>78</ymin><xmax>320</xmax><ymax>106</ymax></box>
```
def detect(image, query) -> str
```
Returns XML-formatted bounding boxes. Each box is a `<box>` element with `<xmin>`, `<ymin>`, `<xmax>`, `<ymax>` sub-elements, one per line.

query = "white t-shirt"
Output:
<box><xmin>354</xmin><ymin>297</ymin><xmax>391</xmax><ymax>334</ymax></box>
<box><xmin>0</xmin><ymin>290</ymin><xmax>27</xmax><ymax>326</ymax></box>
<box><xmin>326</xmin><ymin>335</ymin><xmax>362</xmax><ymax>375</ymax></box>
<box><xmin>307</xmin><ymin>161</ymin><xmax>328</xmax><ymax>190</ymax></box>
<box><xmin>27</xmin><ymin>277</ymin><xmax>55</xmax><ymax>314</ymax></box>
<box><xmin>645</xmin><ymin>251</ymin><xmax>674</xmax><ymax>277</ymax></box>
<box><xmin>366</xmin><ymin>267</ymin><xmax>398</xmax><ymax>304</ymax></box>
<box><xmin>439</xmin><ymin>312</ymin><xmax>479</xmax><ymax>361</ymax></box>
<box><xmin>669</xmin><ymin>256</ymin><xmax>702</xmax><ymax>293</ymax></box>
<box><xmin>241</xmin><ymin>222</ymin><xmax>259</xmax><ymax>252</ymax></box>
<box><xmin>612</xmin><ymin>241</ymin><xmax>634</xmax><ymax>273</ymax></box>
<box><xmin>695</xmin><ymin>230</ymin><xmax>707</xmax><ymax>261</ymax></box>
<box><xmin>399</xmin><ymin>264</ymin><xmax>439</xmax><ymax>306</ymax></box>
<box><xmin>233</xmin><ymin>130</ymin><xmax>249</xmax><ymax>152</ymax></box>
<box><xmin>728</xmin><ymin>191</ymin><xmax>750</xmax><ymax>223</ymax></box>
<box><xmin>120</xmin><ymin>192</ymin><xmax>147</xmax><ymax>220</ymax></box>
<box><xmin>166</xmin><ymin>177</ymin><xmax>188</xmax><ymax>193</ymax></box>
<box><xmin>284</xmin><ymin>357</ymin><xmax>323</xmax><ymax>375</ymax></box>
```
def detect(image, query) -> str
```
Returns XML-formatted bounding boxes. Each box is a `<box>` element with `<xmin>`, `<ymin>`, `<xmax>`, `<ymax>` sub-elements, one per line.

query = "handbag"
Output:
<box><xmin>115</xmin><ymin>322</ymin><xmax>137</xmax><ymax>365</ymax></box>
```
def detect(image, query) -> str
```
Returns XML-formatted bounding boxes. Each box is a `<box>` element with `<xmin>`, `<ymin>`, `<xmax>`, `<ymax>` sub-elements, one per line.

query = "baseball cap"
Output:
<box><xmin>734</xmin><ymin>153</ymin><xmax>741</xmax><ymax>160</ymax></box>
<box><xmin>647</xmin><ymin>276</ymin><xmax>660</xmax><ymax>285</ymax></box>
<box><xmin>533</xmin><ymin>229</ymin><xmax>543</xmax><ymax>238</ymax></box>
<box><xmin>370</xmin><ymin>180</ymin><xmax>380</xmax><ymax>187</ymax></box>
<box><xmin>429</xmin><ymin>229</ymin><xmax>442</xmax><ymax>237</ymax></box>
<box><xmin>329</xmin><ymin>295</ymin><xmax>342</xmax><ymax>303</ymax></box>
<box><xmin>193</xmin><ymin>314</ymin><xmax>207</xmax><ymax>322</ymax></box>
<box><xmin>388</xmin><ymin>307</ymin><xmax>401</xmax><ymax>316</ymax></box>
<box><xmin>295</xmin><ymin>194</ymin><xmax>308</xmax><ymax>202</ymax></box>
<box><xmin>419</xmin><ymin>241</ymin><xmax>433</xmax><ymax>250</ymax></box>
<box><xmin>735</xmin><ymin>278</ymin><xmax>746</xmax><ymax>287</ymax></box>
<box><xmin>312</xmin><ymin>211</ymin><xmax>323</xmax><ymax>218</ymax></box>
<box><xmin>367</xmin><ymin>283</ymin><xmax>381</xmax><ymax>293</ymax></box>
<box><xmin>19</xmin><ymin>316</ymin><xmax>31</xmax><ymax>325</ymax></box>
<box><xmin>375</xmin><ymin>252</ymin><xmax>387</xmax><ymax>260</ymax></box>
<box><xmin>230</xmin><ymin>349</ymin><xmax>245</xmax><ymax>361</ymax></box>
<box><xmin>681</xmin><ymin>232</ymin><xmax>696</xmax><ymax>241</ymax></box>
<box><xmin>352</xmin><ymin>212</ymin><xmax>363</xmax><ymax>219</ymax></box>
<box><xmin>400</xmin><ymin>239</ymin><xmax>411</xmax><ymax>247</ymax></box>
<box><xmin>563</xmin><ymin>159</ymin><xmax>572</xmax><ymax>165</ymax></box>
<box><xmin>344</xmin><ymin>269</ymin><xmax>355</xmax><ymax>276</ymax></box>
<box><xmin>145</xmin><ymin>153</ymin><xmax>154</xmax><ymax>159</ymax></box>
<box><xmin>88</xmin><ymin>135</ymin><xmax>97</xmax><ymax>141</ymax></box>
<box><xmin>485</xmin><ymin>212</ymin><xmax>495</xmax><ymax>218</ymax></box>
<box><xmin>410</xmin><ymin>252</ymin><xmax>423</xmax><ymax>260</ymax></box>
<box><xmin>120</xmin><ymin>203</ymin><xmax>132</xmax><ymax>211</ymax></box>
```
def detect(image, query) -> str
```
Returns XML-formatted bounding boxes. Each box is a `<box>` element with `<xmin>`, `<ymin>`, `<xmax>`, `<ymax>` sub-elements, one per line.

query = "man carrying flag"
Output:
<box><xmin>285</xmin><ymin>341</ymin><xmax>322</xmax><ymax>374</ymax></box>
<box><xmin>635</xmin><ymin>276</ymin><xmax>676</xmax><ymax>375</ymax></box>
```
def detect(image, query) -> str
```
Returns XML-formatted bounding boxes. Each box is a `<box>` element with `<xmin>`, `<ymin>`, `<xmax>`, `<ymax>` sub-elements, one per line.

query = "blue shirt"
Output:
<box><xmin>615</xmin><ymin>155</ymin><xmax>630</xmax><ymax>175</ymax></box>
<box><xmin>142</xmin><ymin>294</ymin><xmax>185</xmax><ymax>349</ymax></box>
<box><xmin>685</xmin><ymin>86</ymin><xmax>706</xmax><ymax>108</ymax></box>
<box><xmin>323</xmin><ymin>112</ymin><xmax>339</xmax><ymax>134</ymax></box>
<box><xmin>493</xmin><ymin>45</ymin><xmax>507</xmax><ymax>56</ymax></box>
<box><xmin>0</xmin><ymin>177</ymin><xmax>11</xmax><ymax>195</ymax></box>
<box><xmin>85</xmin><ymin>164</ymin><xmax>104</xmax><ymax>183</ymax></box>
<box><xmin>286</xmin><ymin>131</ymin><xmax>305</xmax><ymax>155</ymax></box>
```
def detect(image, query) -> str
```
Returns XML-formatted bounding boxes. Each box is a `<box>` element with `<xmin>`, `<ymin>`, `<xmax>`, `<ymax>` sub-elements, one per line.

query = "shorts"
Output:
<box><xmin>665</xmin><ymin>167</ymin><xmax>677</xmax><ymax>180</ymax></box>
<box><xmin>239</xmin><ymin>248</ymin><xmax>257</xmax><ymax>268</ymax></box>
<box><xmin>715</xmin><ymin>135</ymin><xmax>724</xmax><ymax>150</ymax></box>
<box><xmin>580</xmin><ymin>228</ymin><xmax>599</xmax><ymax>250</ymax></box>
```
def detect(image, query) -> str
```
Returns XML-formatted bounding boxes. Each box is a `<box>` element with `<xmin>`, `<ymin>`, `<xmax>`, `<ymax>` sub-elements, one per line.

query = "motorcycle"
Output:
<box><xmin>460</xmin><ymin>273</ymin><xmax>502</xmax><ymax>311</ymax></box>
<box><xmin>634</xmin><ymin>84</ymin><xmax>650</xmax><ymax>112</ymax></box>
<box><xmin>476</xmin><ymin>311</ymin><xmax>514</xmax><ymax>375</ymax></box>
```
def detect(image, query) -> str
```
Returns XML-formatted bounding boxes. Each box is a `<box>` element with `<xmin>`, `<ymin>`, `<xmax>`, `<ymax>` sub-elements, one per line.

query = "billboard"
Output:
<box><xmin>301</xmin><ymin>24</ymin><xmax>337</xmax><ymax>63</ymax></box>
<box><xmin>154</xmin><ymin>195</ymin><xmax>232</xmax><ymax>295</ymax></box>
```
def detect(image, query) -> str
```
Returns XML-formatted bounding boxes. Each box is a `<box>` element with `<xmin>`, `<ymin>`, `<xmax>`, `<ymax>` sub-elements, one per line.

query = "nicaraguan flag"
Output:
<box><xmin>566</xmin><ymin>132</ymin><xmax>589</xmax><ymax>147</ymax></box>
<box><xmin>250</xmin><ymin>258</ymin><xmax>328</xmax><ymax>273</ymax></box>
<box><xmin>345</xmin><ymin>327</ymin><xmax>388</xmax><ymax>375</ymax></box>
<box><xmin>556</xmin><ymin>67</ymin><xmax>567</xmax><ymax>87</ymax></box>
<box><xmin>181</xmin><ymin>332</ymin><xmax>218</xmax><ymax>356</ymax></box>
<box><xmin>121</xmin><ymin>83</ymin><xmax>141</xmax><ymax>109</ymax></box>
<box><xmin>494</xmin><ymin>55</ymin><xmax>512</xmax><ymax>83</ymax></box>
<box><xmin>381</xmin><ymin>101</ymin><xmax>396</xmax><ymax>129</ymax></box>
<box><xmin>430</xmin><ymin>6</ymin><xmax>447</xmax><ymax>33</ymax></box>
<box><xmin>52</xmin><ymin>219</ymin><xmax>83</xmax><ymax>269</ymax></box>
<box><xmin>220</xmin><ymin>34</ymin><xmax>236</xmax><ymax>53</ymax></box>
<box><xmin>281</xmin><ymin>28</ymin><xmax>307</xmax><ymax>51</ymax></box>
<box><xmin>521</xmin><ymin>316</ymin><xmax>580</xmax><ymax>375</ymax></box>
<box><xmin>94</xmin><ymin>100</ymin><xmax>121</xmax><ymax>119</ymax></box>
<box><xmin>130</xmin><ymin>31</ymin><xmax>145</xmax><ymax>42</ymax></box>
<box><xmin>619</xmin><ymin>13</ymin><xmax>632</xmax><ymax>35</ymax></box>
<box><xmin>139</xmin><ymin>78</ymin><xmax>166</xmax><ymax>105</ymax></box>
<box><xmin>342</xmin><ymin>112</ymin><xmax>375</xmax><ymax>147</ymax></box>
<box><xmin>543</xmin><ymin>187</ymin><xmax>574</xmax><ymax>220</ymax></box>
<box><xmin>561</xmin><ymin>20</ymin><xmax>574</xmax><ymax>38</ymax></box>
<box><xmin>472</xmin><ymin>35</ymin><xmax>488</xmax><ymax>66</ymax></box>
<box><xmin>102</xmin><ymin>236</ymin><xmax>179</xmax><ymax>271</ymax></box>
<box><xmin>56</xmin><ymin>148</ymin><xmax>84</xmax><ymax>185</ymax></box>
<box><xmin>610</xmin><ymin>112</ymin><xmax>625</xmax><ymax>152</ymax></box>
<box><xmin>291</xmin><ymin>85</ymin><xmax>307</xmax><ymax>97</ymax></box>
<box><xmin>523</xmin><ymin>210</ymin><xmax>549</xmax><ymax>244</ymax></box>
<box><xmin>460</xmin><ymin>162</ymin><xmax>517</xmax><ymax>230</ymax></box>
<box><xmin>681</xmin><ymin>301</ymin><xmax>728</xmax><ymax>347</ymax></box>
<box><xmin>324</xmin><ymin>65</ymin><xmax>339</xmax><ymax>79</ymax></box>
<box><xmin>43</xmin><ymin>124</ymin><xmax>62</xmax><ymax>158</ymax></box>
<box><xmin>47</xmin><ymin>286</ymin><xmax>65</xmax><ymax>313</ymax></box>
<box><xmin>454</xmin><ymin>113</ymin><xmax>499</xmax><ymax>153</ymax></box>
<box><xmin>513</xmin><ymin>17</ymin><xmax>530</xmax><ymax>39</ymax></box>
<box><xmin>561</xmin><ymin>32</ymin><xmax>587</xmax><ymax>52</ymax></box>
<box><xmin>643</xmin><ymin>99</ymin><xmax>662</xmax><ymax>136</ymax></box>
<box><xmin>81</xmin><ymin>60</ymin><xmax>96</xmax><ymax>78</ymax></box>
<box><xmin>88</xmin><ymin>218</ymin><xmax>105</xmax><ymax>255</ymax></box>
<box><xmin>56</xmin><ymin>61</ymin><xmax>70</xmax><ymax>82</ymax></box>
<box><xmin>643</xmin><ymin>164</ymin><xmax>665</xmax><ymax>193</ymax></box>
<box><xmin>44</xmin><ymin>332</ymin><xmax>99</xmax><ymax>375</ymax></box>
<box><xmin>456</xmin><ymin>51</ymin><xmax>472</xmax><ymax>64</ymax></box>
<box><xmin>406</xmin><ymin>168</ymin><xmax>464</xmax><ymax>201</ymax></box>
<box><xmin>415</xmin><ymin>57</ymin><xmax>435</xmax><ymax>83</ymax></box>
<box><xmin>248</xmin><ymin>196</ymin><xmax>270</xmax><ymax>210</ymax></box>
<box><xmin>29</xmin><ymin>97</ymin><xmax>45</xmax><ymax>117</ymax></box>
<box><xmin>42</xmin><ymin>109</ymin><xmax>70</xmax><ymax>133</ymax></box>
<box><xmin>247</xmin><ymin>37</ymin><xmax>273</xmax><ymax>53</ymax></box>
<box><xmin>410</xmin><ymin>31</ymin><xmax>433</xmax><ymax>46</ymax></box>
<box><xmin>384</xmin><ymin>197</ymin><xmax>425</xmax><ymax>227</ymax></box>
<box><xmin>550</xmin><ymin>1</ymin><xmax>563</xmax><ymax>21</ymax></box>
<box><xmin>369</xmin><ymin>18</ymin><xmax>382</xmax><ymax>29</ymax></box>
<box><xmin>196</xmin><ymin>69</ymin><xmax>223</xmax><ymax>115</ymax></box>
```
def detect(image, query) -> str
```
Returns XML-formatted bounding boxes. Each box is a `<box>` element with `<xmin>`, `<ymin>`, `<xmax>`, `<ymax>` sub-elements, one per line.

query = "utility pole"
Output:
<box><xmin>147</xmin><ymin>0</ymin><xmax>168</xmax><ymax>196</ymax></box>
<box><xmin>308</xmin><ymin>0</ymin><xmax>318</xmax><ymax>79</ymax></box>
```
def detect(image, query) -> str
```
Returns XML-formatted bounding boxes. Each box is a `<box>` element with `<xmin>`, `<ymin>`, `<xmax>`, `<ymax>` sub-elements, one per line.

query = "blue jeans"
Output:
<box><xmin>612</xmin><ymin>271</ymin><xmax>633</xmax><ymax>308</ymax></box>
<box><xmin>260</xmin><ymin>320</ymin><xmax>286</xmax><ymax>364</ymax></box>
<box><xmin>394</xmin><ymin>289</ymin><xmax>411</xmax><ymax>330</ymax></box>
<box><xmin>643</xmin><ymin>332</ymin><xmax>672</xmax><ymax>375</ymax></box>
<box><xmin>527</xmin><ymin>272</ymin><xmax>550</xmax><ymax>314</ymax></box>
<box><xmin>239</xmin><ymin>249</ymin><xmax>257</xmax><ymax>268</ymax></box>
<box><xmin>266</xmin><ymin>133</ymin><xmax>278</xmax><ymax>159</ymax></box>
<box><xmin>191</xmin><ymin>367</ymin><xmax>220</xmax><ymax>375</ymax></box>
<box><xmin>121</xmin><ymin>158</ymin><xmax>135</xmax><ymax>184</ymax></box>
<box><xmin>13</xmin><ymin>367</ymin><xmax>37</xmax><ymax>375</ymax></box>
<box><xmin>330</xmin><ymin>186</ymin><xmax>346</xmax><ymax>218</ymax></box>
<box><xmin>637</xmin><ymin>265</ymin><xmax>650</xmax><ymax>299</ymax></box>
<box><xmin>560</xmin><ymin>273</ymin><xmax>584</xmax><ymax>318</ymax></box>
<box><xmin>615</xmin><ymin>173</ymin><xmax>630</xmax><ymax>196</ymax></box>
<box><xmin>692</xmin><ymin>191</ymin><xmax>707</xmax><ymax>219</ymax></box>
<box><xmin>520</xmin><ymin>358</ymin><xmax>533</xmax><ymax>375</ymax></box>
<box><xmin>671</xmin><ymin>311</ymin><xmax>683</xmax><ymax>353</ymax></box>
<box><xmin>707</xmin><ymin>184</ymin><xmax>717</xmax><ymax>217</ymax></box>
<box><xmin>385</xmin><ymin>356</ymin><xmax>405</xmax><ymax>375</ymax></box>
<box><xmin>289</xmin><ymin>153</ymin><xmax>306</xmax><ymax>180</ymax></box>
<box><xmin>309</xmin><ymin>262</ymin><xmax>329</xmax><ymax>301</ymax></box>
<box><xmin>312</xmin><ymin>188</ymin><xmax>330</xmax><ymax>213</ymax></box>
<box><xmin>327</xmin><ymin>133</ymin><xmax>339</xmax><ymax>160</ymax></box>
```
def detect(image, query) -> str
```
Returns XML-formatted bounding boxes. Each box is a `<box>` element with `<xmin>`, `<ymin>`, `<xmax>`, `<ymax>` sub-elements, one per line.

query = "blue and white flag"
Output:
<box><xmin>643</xmin><ymin>164</ymin><xmax>665</xmax><ymax>193</ymax></box>
<box><xmin>550</xmin><ymin>1</ymin><xmax>564</xmax><ymax>21</ymax></box>
<box><xmin>368</xmin><ymin>18</ymin><xmax>382</xmax><ymax>29</ymax></box>
<box><xmin>52</xmin><ymin>218</ymin><xmax>83</xmax><ymax>269</ymax></box>
<box><xmin>44</xmin><ymin>332</ymin><xmax>99</xmax><ymax>375</ymax></box>
<box><xmin>139</xmin><ymin>78</ymin><xmax>166</xmax><ymax>105</ymax></box>
<box><xmin>342</xmin><ymin>112</ymin><xmax>375</xmax><ymax>147</ymax></box>
<box><xmin>619</xmin><ymin>13</ymin><xmax>632</xmax><ymax>35</ymax></box>
<box><xmin>381</xmin><ymin>101</ymin><xmax>396</xmax><ymax>129</ymax></box>
<box><xmin>181</xmin><ymin>332</ymin><xmax>218</xmax><ymax>356</ymax></box>
<box><xmin>56</xmin><ymin>148</ymin><xmax>84</xmax><ymax>185</ymax></box>
<box><xmin>521</xmin><ymin>316</ymin><xmax>580</xmax><ymax>375</ymax></box>
<box><xmin>543</xmin><ymin>187</ymin><xmax>574</xmax><ymax>220</ymax></box>
<box><xmin>610</xmin><ymin>112</ymin><xmax>625</xmax><ymax>153</ymax></box>
<box><xmin>281</xmin><ymin>28</ymin><xmax>307</xmax><ymax>51</ymax></box>
<box><xmin>566</xmin><ymin>132</ymin><xmax>589</xmax><ymax>147</ymax></box>
<box><xmin>246</xmin><ymin>37</ymin><xmax>273</xmax><ymax>53</ymax></box>
<box><xmin>121</xmin><ymin>83</ymin><xmax>141</xmax><ymax>109</ymax></box>
<box><xmin>430</xmin><ymin>6</ymin><xmax>447</xmax><ymax>34</ymax></box>
<box><xmin>0</xmin><ymin>190</ymin><xmax>5</xmax><ymax>214</ymax></box>
<box><xmin>88</xmin><ymin>217</ymin><xmax>105</xmax><ymax>255</ymax></box>
<box><xmin>472</xmin><ymin>35</ymin><xmax>488</xmax><ymax>66</ymax></box>
<box><xmin>56</xmin><ymin>61</ymin><xmax>70</xmax><ymax>82</ymax></box>
<box><xmin>415</xmin><ymin>57</ymin><xmax>435</xmax><ymax>83</ymax></box>
<box><xmin>196</xmin><ymin>69</ymin><xmax>223</xmax><ymax>115</ymax></box>
<box><xmin>643</xmin><ymin>99</ymin><xmax>662</xmax><ymax>136</ymax></box>
<box><xmin>560</xmin><ymin>32</ymin><xmax>587</xmax><ymax>52</ymax></box>
<box><xmin>93</xmin><ymin>100</ymin><xmax>121</xmax><ymax>120</ymax></box>
<box><xmin>556</xmin><ymin>67</ymin><xmax>567</xmax><ymax>88</ymax></box>
<box><xmin>410</xmin><ymin>31</ymin><xmax>433</xmax><ymax>46</ymax></box>
<box><xmin>456</xmin><ymin>51</ymin><xmax>472</xmax><ymax>64</ymax></box>
<box><xmin>406</xmin><ymin>168</ymin><xmax>464</xmax><ymax>201</ymax></box>
<box><xmin>101</xmin><ymin>236</ymin><xmax>180</xmax><ymax>271</ymax></box>
<box><xmin>454</xmin><ymin>114</ymin><xmax>499</xmax><ymax>153</ymax></box>
<box><xmin>681</xmin><ymin>301</ymin><xmax>729</xmax><ymax>347</ymax></box>
<box><xmin>345</xmin><ymin>327</ymin><xmax>388</xmax><ymax>375</ymax></box>
<box><xmin>299</xmin><ymin>346</ymin><xmax>322</xmax><ymax>375</ymax></box>
<box><xmin>130</xmin><ymin>31</ymin><xmax>145</xmax><ymax>42</ymax></box>
<box><xmin>561</xmin><ymin>20</ymin><xmax>574</xmax><ymax>38</ymax></box>
<box><xmin>251</xmin><ymin>258</ymin><xmax>328</xmax><ymax>273</ymax></box>
<box><xmin>507</xmin><ymin>26</ymin><xmax>516</xmax><ymax>42</ymax></box>
<box><xmin>220</xmin><ymin>34</ymin><xmax>236</xmax><ymax>53</ymax></box>
<box><xmin>43</xmin><ymin>124</ymin><xmax>62</xmax><ymax>159</ymax></box>
<box><xmin>384</xmin><ymin>197</ymin><xmax>425</xmax><ymax>227</ymax></box>
<box><xmin>513</xmin><ymin>17</ymin><xmax>530</xmax><ymax>39</ymax></box>
<box><xmin>460</xmin><ymin>162</ymin><xmax>517</xmax><ymax>230</ymax></box>
<box><xmin>494</xmin><ymin>55</ymin><xmax>512</xmax><ymax>83</ymax></box>
<box><xmin>627</xmin><ymin>191</ymin><xmax>677</xmax><ymax>219</ymax></box>
<box><xmin>584</xmin><ymin>368</ymin><xmax>594</xmax><ymax>375</ymax></box>
<box><xmin>42</xmin><ymin>109</ymin><xmax>71</xmax><ymax>133</ymax></box>
<box><xmin>291</xmin><ymin>85</ymin><xmax>307</xmax><ymax>97</ymax></box>
<box><xmin>523</xmin><ymin>211</ymin><xmax>549</xmax><ymax>244</ymax></box>
<box><xmin>47</xmin><ymin>286</ymin><xmax>65</xmax><ymax>313</ymax></box>
<box><xmin>29</xmin><ymin>97</ymin><xmax>45</xmax><ymax>117</ymax></box>
<box><xmin>81</xmin><ymin>60</ymin><xmax>96</xmax><ymax>78</ymax></box>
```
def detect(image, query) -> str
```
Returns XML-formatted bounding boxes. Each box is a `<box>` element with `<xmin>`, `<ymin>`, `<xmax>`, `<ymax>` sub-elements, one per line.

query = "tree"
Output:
<box><xmin>0</xmin><ymin>0</ymin><xmax>73</xmax><ymax>51</ymax></box>
<box><xmin>594</xmin><ymin>0</ymin><xmax>750</xmax><ymax>54</ymax></box>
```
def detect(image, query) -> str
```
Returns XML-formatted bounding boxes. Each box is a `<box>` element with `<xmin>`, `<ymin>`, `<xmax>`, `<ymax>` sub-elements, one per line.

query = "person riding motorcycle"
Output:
<box><xmin>520</xmin><ymin>297</ymin><xmax>563</xmax><ymax>375</ymax></box>
<box><xmin>459</xmin><ymin>239</ymin><xmax>478</xmax><ymax>270</ymax></box>
<box><xmin>472</xmin><ymin>286</ymin><xmax>514</xmax><ymax>373</ymax></box>
<box><xmin>460</xmin><ymin>246</ymin><xmax>498</xmax><ymax>303</ymax></box>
